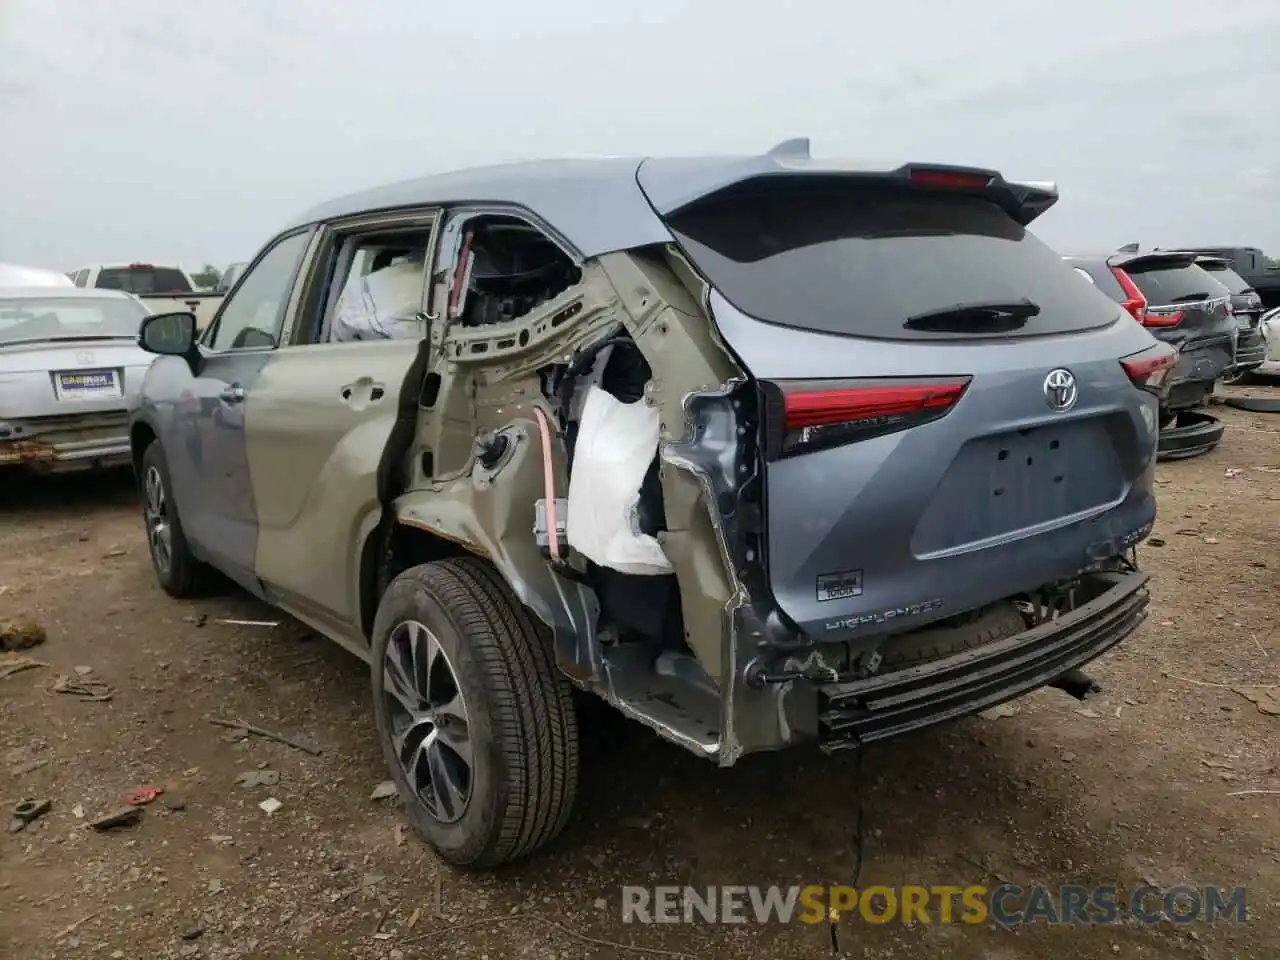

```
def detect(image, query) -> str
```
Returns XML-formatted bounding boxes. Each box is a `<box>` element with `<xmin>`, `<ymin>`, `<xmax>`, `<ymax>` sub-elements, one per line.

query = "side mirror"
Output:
<box><xmin>139</xmin><ymin>311</ymin><xmax>197</xmax><ymax>356</ymax></box>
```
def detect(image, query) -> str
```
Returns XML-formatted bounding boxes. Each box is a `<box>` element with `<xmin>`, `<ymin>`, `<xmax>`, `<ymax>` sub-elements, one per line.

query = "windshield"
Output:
<box><xmin>665</xmin><ymin>182</ymin><xmax>1119</xmax><ymax>341</ymax></box>
<box><xmin>1126</xmin><ymin>262</ymin><xmax>1227</xmax><ymax>306</ymax></box>
<box><xmin>95</xmin><ymin>266</ymin><xmax>192</xmax><ymax>294</ymax></box>
<box><xmin>1200</xmin><ymin>265</ymin><xmax>1253</xmax><ymax>295</ymax></box>
<box><xmin>0</xmin><ymin>297</ymin><xmax>148</xmax><ymax>345</ymax></box>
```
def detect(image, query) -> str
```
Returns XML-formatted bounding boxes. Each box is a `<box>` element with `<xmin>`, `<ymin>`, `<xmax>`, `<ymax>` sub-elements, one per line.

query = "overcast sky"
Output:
<box><xmin>1</xmin><ymin>0</ymin><xmax>1276</xmax><ymax>272</ymax></box>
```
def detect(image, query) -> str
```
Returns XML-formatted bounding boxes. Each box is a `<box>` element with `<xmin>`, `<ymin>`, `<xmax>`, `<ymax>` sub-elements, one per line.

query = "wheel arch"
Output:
<box><xmin>358</xmin><ymin>518</ymin><xmax>473</xmax><ymax>642</ymax></box>
<box><xmin>129</xmin><ymin>419</ymin><xmax>158</xmax><ymax>476</ymax></box>
<box><xmin>359</xmin><ymin>493</ymin><xmax>600</xmax><ymax>683</ymax></box>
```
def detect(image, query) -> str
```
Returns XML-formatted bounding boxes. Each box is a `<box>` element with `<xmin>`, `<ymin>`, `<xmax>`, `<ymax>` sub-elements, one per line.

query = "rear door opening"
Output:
<box><xmin>661</xmin><ymin>178</ymin><xmax>1159</xmax><ymax>643</ymax></box>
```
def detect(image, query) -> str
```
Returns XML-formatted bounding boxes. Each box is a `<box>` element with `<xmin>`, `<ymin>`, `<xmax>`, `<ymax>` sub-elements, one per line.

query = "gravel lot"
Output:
<box><xmin>2</xmin><ymin>396</ymin><xmax>1278</xmax><ymax>960</ymax></box>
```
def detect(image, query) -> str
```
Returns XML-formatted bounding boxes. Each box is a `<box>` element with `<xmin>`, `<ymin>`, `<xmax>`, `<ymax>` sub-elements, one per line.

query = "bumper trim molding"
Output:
<box><xmin>817</xmin><ymin>570</ymin><xmax>1149</xmax><ymax>749</ymax></box>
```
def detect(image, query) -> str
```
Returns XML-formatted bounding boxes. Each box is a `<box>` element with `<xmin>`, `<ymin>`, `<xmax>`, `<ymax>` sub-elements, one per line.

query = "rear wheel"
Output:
<box><xmin>371</xmin><ymin>557</ymin><xmax>579</xmax><ymax>868</ymax></box>
<box><xmin>876</xmin><ymin>601</ymin><xmax>1027</xmax><ymax>670</ymax></box>
<box><xmin>140</xmin><ymin>441</ymin><xmax>210</xmax><ymax>598</ymax></box>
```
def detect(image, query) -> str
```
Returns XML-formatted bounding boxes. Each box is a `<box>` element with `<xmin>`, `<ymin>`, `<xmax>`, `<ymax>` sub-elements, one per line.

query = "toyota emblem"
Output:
<box><xmin>1043</xmin><ymin>369</ymin><xmax>1078</xmax><ymax>411</ymax></box>
<box><xmin>75</xmin><ymin>351</ymin><xmax>94</xmax><ymax>365</ymax></box>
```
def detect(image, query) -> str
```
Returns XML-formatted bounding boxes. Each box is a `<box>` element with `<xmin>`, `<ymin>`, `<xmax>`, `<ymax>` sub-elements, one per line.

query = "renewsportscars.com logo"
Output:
<box><xmin>616</xmin><ymin>884</ymin><xmax>1248</xmax><ymax>926</ymax></box>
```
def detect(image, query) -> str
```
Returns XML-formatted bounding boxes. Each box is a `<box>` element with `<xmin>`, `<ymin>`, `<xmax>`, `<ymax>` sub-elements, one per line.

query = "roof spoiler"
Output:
<box><xmin>1192</xmin><ymin>254</ymin><xmax>1232</xmax><ymax>270</ymax></box>
<box><xmin>768</xmin><ymin>138</ymin><xmax>1060</xmax><ymax>226</ymax></box>
<box><xmin>1108</xmin><ymin>250</ymin><xmax>1198</xmax><ymax>271</ymax></box>
<box><xmin>638</xmin><ymin>138</ymin><xmax>1060</xmax><ymax>226</ymax></box>
<box><xmin>1145</xmin><ymin>248</ymin><xmax>1235</xmax><ymax>272</ymax></box>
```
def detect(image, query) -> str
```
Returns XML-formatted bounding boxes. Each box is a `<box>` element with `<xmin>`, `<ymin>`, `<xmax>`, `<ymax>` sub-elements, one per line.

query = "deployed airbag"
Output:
<box><xmin>566</xmin><ymin>385</ymin><xmax>673</xmax><ymax>576</ymax></box>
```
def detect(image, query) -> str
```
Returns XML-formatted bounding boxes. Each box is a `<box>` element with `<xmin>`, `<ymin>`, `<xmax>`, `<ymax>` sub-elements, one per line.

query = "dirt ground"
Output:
<box><xmin>2</xmin><ymin>395</ymin><xmax>1278</xmax><ymax>960</ymax></box>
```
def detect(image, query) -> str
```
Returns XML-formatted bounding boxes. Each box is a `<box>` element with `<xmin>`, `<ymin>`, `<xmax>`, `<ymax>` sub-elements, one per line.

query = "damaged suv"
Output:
<box><xmin>129</xmin><ymin>140</ymin><xmax>1165</xmax><ymax>867</ymax></box>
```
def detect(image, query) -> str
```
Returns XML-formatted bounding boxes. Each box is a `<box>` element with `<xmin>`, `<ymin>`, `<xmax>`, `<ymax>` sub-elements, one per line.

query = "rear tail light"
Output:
<box><xmin>762</xmin><ymin>377</ymin><xmax>971</xmax><ymax>459</ymax></box>
<box><xmin>1142</xmin><ymin>306</ymin><xmax>1185</xmax><ymax>327</ymax></box>
<box><xmin>128</xmin><ymin>263</ymin><xmax>155</xmax><ymax>271</ymax></box>
<box><xmin>1109</xmin><ymin>266</ymin><xmax>1149</xmax><ymax>325</ymax></box>
<box><xmin>1120</xmin><ymin>344</ymin><xmax>1177</xmax><ymax>394</ymax></box>
<box><xmin>907</xmin><ymin>168</ymin><xmax>993</xmax><ymax>190</ymax></box>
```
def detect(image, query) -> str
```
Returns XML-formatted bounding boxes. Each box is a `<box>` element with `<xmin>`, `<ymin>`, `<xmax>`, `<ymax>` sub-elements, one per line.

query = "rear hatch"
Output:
<box><xmin>1114</xmin><ymin>255</ymin><xmax>1236</xmax><ymax>347</ymax></box>
<box><xmin>645</xmin><ymin>169</ymin><xmax>1162</xmax><ymax>642</ymax></box>
<box><xmin>1197</xmin><ymin>258</ymin><xmax>1264</xmax><ymax>330</ymax></box>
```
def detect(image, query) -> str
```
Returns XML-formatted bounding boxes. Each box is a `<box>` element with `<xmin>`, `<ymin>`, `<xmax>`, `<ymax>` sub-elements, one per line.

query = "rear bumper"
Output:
<box><xmin>1233</xmin><ymin>328</ymin><xmax>1266</xmax><ymax>369</ymax></box>
<box><xmin>1161</xmin><ymin>334</ymin><xmax>1234</xmax><ymax>408</ymax></box>
<box><xmin>0</xmin><ymin>416</ymin><xmax>131</xmax><ymax>472</ymax></box>
<box><xmin>816</xmin><ymin>571</ymin><xmax>1148</xmax><ymax>749</ymax></box>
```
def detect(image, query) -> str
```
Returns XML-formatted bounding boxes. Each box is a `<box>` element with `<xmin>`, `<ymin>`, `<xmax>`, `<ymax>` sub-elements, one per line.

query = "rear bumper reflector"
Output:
<box><xmin>817</xmin><ymin>571</ymin><xmax>1149</xmax><ymax>749</ymax></box>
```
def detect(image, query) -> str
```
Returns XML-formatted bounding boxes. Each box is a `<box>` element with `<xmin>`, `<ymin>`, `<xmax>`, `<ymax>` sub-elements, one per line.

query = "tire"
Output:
<box><xmin>139</xmin><ymin>441</ymin><xmax>210</xmax><ymax>598</ymax></box>
<box><xmin>876</xmin><ymin>601</ymin><xmax>1027</xmax><ymax>670</ymax></box>
<box><xmin>371</xmin><ymin>557</ymin><xmax>579</xmax><ymax>868</ymax></box>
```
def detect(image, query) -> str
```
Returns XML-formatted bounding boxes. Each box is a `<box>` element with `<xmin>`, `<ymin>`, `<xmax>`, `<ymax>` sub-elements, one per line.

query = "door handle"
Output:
<box><xmin>219</xmin><ymin>384</ymin><xmax>246</xmax><ymax>404</ymax></box>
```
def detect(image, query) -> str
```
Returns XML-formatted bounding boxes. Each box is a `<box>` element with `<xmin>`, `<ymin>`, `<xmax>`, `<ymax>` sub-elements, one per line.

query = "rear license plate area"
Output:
<box><xmin>54</xmin><ymin>369</ymin><xmax>122</xmax><ymax>401</ymax></box>
<box><xmin>913</xmin><ymin>419</ymin><xmax>1124</xmax><ymax>553</ymax></box>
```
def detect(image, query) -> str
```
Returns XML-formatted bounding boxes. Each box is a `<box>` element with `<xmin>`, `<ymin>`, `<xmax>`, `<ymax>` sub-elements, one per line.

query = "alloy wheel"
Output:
<box><xmin>381</xmin><ymin>620</ymin><xmax>474</xmax><ymax>823</ymax></box>
<box><xmin>143</xmin><ymin>465</ymin><xmax>172</xmax><ymax>577</ymax></box>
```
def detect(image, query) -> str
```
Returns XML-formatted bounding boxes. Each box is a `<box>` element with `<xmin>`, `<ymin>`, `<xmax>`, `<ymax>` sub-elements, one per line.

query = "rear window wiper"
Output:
<box><xmin>1168</xmin><ymin>291</ymin><xmax>1211</xmax><ymax>303</ymax></box>
<box><xmin>903</xmin><ymin>298</ymin><xmax>1041</xmax><ymax>332</ymax></box>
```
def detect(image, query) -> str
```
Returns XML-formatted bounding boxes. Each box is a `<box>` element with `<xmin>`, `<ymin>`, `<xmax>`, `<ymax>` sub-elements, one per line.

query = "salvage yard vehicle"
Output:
<box><xmin>1258</xmin><ymin>306</ymin><xmax>1280</xmax><ymax>376</ymax></box>
<box><xmin>2</xmin><ymin>262</ymin><xmax>74</xmax><ymax>288</ymax></box>
<box><xmin>129</xmin><ymin>140</ymin><xmax>1166</xmax><ymax>868</ymax></box>
<box><xmin>1189</xmin><ymin>255</ymin><xmax>1267</xmax><ymax>383</ymax></box>
<box><xmin>1176</xmin><ymin>245</ymin><xmax>1280</xmax><ymax>310</ymax></box>
<box><xmin>69</xmin><ymin>263</ymin><xmax>224</xmax><ymax>331</ymax></box>
<box><xmin>0</xmin><ymin>288</ymin><xmax>154</xmax><ymax>472</ymax></box>
<box><xmin>1064</xmin><ymin>250</ymin><xmax>1235</xmax><ymax>458</ymax></box>
<box><xmin>214</xmin><ymin>262</ymin><xmax>248</xmax><ymax>294</ymax></box>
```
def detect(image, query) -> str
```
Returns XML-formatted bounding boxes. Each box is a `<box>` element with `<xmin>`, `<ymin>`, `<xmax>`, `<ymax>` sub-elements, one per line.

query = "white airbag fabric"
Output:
<box><xmin>566</xmin><ymin>386</ymin><xmax>673</xmax><ymax>576</ymax></box>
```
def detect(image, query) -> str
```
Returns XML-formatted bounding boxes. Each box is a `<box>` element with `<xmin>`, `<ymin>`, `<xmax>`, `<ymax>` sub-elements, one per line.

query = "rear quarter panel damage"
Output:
<box><xmin>390</xmin><ymin>251</ymin><xmax>747</xmax><ymax>694</ymax></box>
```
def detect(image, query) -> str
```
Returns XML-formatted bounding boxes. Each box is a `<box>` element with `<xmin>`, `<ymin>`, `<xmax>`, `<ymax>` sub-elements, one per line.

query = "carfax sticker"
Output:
<box><xmin>816</xmin><ymin>568</ymin><xmax>863</xmax><ymax>602</ymax></box>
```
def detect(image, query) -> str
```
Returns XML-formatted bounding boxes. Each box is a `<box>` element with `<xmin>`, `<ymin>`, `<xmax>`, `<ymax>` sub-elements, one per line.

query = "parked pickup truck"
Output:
<box><xmin>67</xmin><ymin>264</ymin><xmax>224</xmax><ymax>331</ymax></box>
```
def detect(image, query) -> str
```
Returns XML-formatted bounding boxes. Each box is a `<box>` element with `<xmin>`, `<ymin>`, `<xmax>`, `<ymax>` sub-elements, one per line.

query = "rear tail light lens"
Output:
<box><xmin>762</xmin><ymin>377</ymin><xmax>971</xmax><ymax>459</ymax></box>
<box><xmin>1109</xmin><ymin>266</ymin><xmax>1149</xmax><ymax>325</ymax></box>
<box><xmin>1120</xmin><ymin>344</ymin><xmax>1177</xmax><ymax>393</ymax></box>
<box><xmin>1142</xmin><ymin>306</ymin><xmax>1185</xmax><ymax>327</ymax></box>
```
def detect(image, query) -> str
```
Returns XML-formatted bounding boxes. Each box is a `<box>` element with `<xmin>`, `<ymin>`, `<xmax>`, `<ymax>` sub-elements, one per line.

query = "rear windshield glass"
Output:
<box><xmin>95</xmin><ymin>267</ymin><xmax>192</xmax><ymax>294</ymax></box>
<box><xmin>0</xmin><ymin>297</ymin><xmax>148</xmax><ymax>345</ymax></box>
<box><xmin>665</xmin><ymin>182</ymin><xmax>1122</xmax><ymax>340</ymax></box>
<box><xmin>1125</xmin><ymin>262</ymin><xmax>1225</xmax><ymax>306</ymax></box>
<box><xmin>1199</xmin><ymin>264</ymin><xmax>1252</xmax><ymax>295</ymax></box>
<box><xmin>1064</xmin><ymin>259</ymin><xmax>1126</xmax><ymax>302</ymax></box>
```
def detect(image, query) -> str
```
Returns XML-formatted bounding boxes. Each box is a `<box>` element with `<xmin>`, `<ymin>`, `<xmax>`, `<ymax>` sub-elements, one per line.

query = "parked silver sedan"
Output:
<box><xmin>0</xmin><ymin>288</ymin><xmax>154</xmax><ymax>472</ymax></box>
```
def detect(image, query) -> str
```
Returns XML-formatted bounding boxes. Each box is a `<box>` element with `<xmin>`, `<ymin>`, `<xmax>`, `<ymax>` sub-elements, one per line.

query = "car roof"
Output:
<box><xmin>288</xmin><ymin>140</ymin><xmax>1058</xmax><ymax>258</ymax></box>
<box><xmin>289</xmin><ymin>157</ymin><xmax>671</xmax><ymax>258</ymax></box>
<box><xmin>0</xmin><ymin>287</ymin><xmax>142</xmax><ymax>302</ymax></box>
<box><xmin>88</xmin><ymin>263</ymin><xmax>186</xmax><ymax>271</ymax></box>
